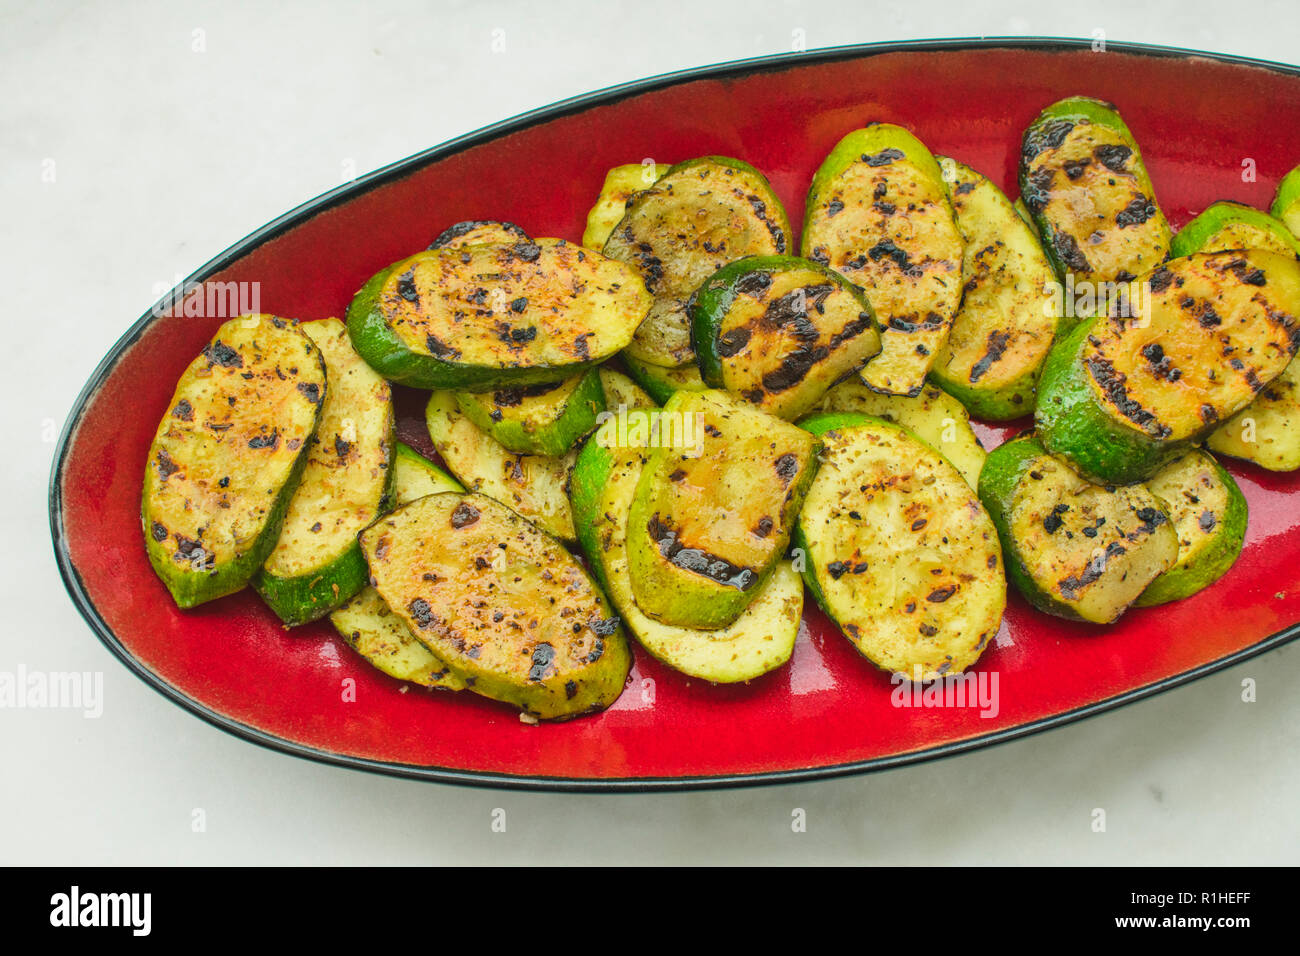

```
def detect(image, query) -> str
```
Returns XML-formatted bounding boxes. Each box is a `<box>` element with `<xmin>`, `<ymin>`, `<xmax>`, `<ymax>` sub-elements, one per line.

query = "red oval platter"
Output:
<box><xmin>51</xmin><ymin>39</ymin><xmax>1300</xmax><ymax>790</ymax></box>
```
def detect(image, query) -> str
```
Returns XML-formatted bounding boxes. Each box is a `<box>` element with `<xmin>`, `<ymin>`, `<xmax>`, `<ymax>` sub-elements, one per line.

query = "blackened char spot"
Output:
<box><xmin>528</xmin><ymin>643</ymin><xmax>555</xmax><ymax>682</ymax></box>
<box><xmin>425</xmin><ymin>334</ymin><xmax>457</xmax><ymax>358</ymax></box>
<box><xmin>1053</xmin><ymin>231</ymin><xmax>1091</xmax><ymax>272</ymax></box>
<box><xmin>334</xmin><ymin>435</ymin><xmax>352</xmax><ymax>458</ymax></box>
<box><xmin>296</xmin><ymin>382</ymin><xmax>321</xmax><ymax>404</ymax></box>
<box><xmin>408</xmin><ymin>598</ymin><xmax>435</xmax><ymax>629</ymax></box>
<box><xmin>1085</xmin><ymin>356</ymin><xmax>1169</xmax><ymax>437</ymax></box>
<box><xmin>450</xmin><ymin>502</ymin><xmax>480</xmax><ymax>528</ymax></box>
<box><xmin>754</xmin><ymin>516</ymin><xmax>773</xmax><ymax>538</ymax></box>
<box><xmin>428</xmin><ymin>219</ymin><xmax>527</xmax><ymax>249</ymax></box>
<box><xmin>172</xmin><ymin>399</ymin><xmax>193</xmax><ymax>421</ymax></box>
<box><xmin>774</xmin><ymin>453</ymin><xmax>799</xmax><ymax>483</ymax></box>
<box><xmin>1043</xmin><ymin>503</ymin><xmax>1070</xmax><ymax>534</ymax></box>
<box><xmin>510</xmin><ymin>241</ymin><xmax>541</xmax><ymax>262</ymax></box>
<box><xmin>396</xmin><ymin>268</ymin><xmax>420</xmax><ymax>302</ymax></box>
<box><xmin>1115</xmin><ymin>196</ymin><xmax>1157</xmax><ymax>228</ymax></box>
<box><xmin>826</xmin><ymin>199</ymin><xmax>844</xmax><ymax>216</ymax></box>
<box><xmin>1063</xmin><ymin>159</ymin><xmax>1091</xmax><ymax>180</ymax></box>
<box><xmin>868</xmin><ymin>240</ymin><xmax>922</xmax><ymax>278</ymax></box>
<box><xmin>247</xmin><ymin>430</ymin><xmax>279</xmax><ymax>449</ymax></box>
<box><xmin>508</xmin><ymin>326</ymin><xmax>537</xmax><ymax>344</ymax></box>
<box><xmin>927</xmin><ymin>584</ymin><xmax>957</xmax><ymax>603</ymax></box>
<box><xmin>969</xmin><ymin>330</ymin><xmax>1010</xmax><ymax>383</ymax></box>
<box><xmin>1094</xmin><ymin>143</ymin><xmax>1132</xmax><ymax>173</ymax></box>
<box><xmin>203</xmin><ymin>341</ymin><xmax>243</xmax><ymax>369</ymax></box>
<box><xmin>1022</xmin><ymin>167</ymin><xmax>1056</xmax><ymax>213</ymax></box>
<box><xmin>734</xmin><ymin>271</ymin><xmax>772</xmax><ymax>297</ymax></box>
<box><xmin>1135</xmin><ymin>507</ymin><xmax>1167</xmax><ymax>533</ymax></box>
<box><xmin>1147</xmin><ymin>267</ymin><xmax>1174</xmax><ymax>293</ymax></box>
<box><xmin>1199</xmin><ymin>510</ymin><xmax>1217</xmax><ymax>532</ymax></box>
<box><xmin>646</xmin><ymin>514</ymin><xmax>757</xmax><ymax>590</ymax></box>
<box><xmin>863</xmin><ymin>148</ymin><xmax>905</xmax><ymax>166</ymax></box>
<box><xmin>150</xmin><ymin>521</ymin><xmax>168</xmax><ymax>542</ymax></box>
<box><xmin>1022</xmin><ymin>118</ymin><xmax>1075</xmax><ymax>162</ymax></box>
<box><xmin>588</xmin><ymin>617</ymin><xmax>620</xmax><ymax>637</ymax></box>
<box><xmin>826</xmin><ymin>560</ymin><xmax>849</xmax><ymax>579</ymax></box>
<box><xmin>1141</xmin><ymin>342</ymin><xmax>1181</xmax><ymax>382</ymax></box>
<box><xmin>715</xmin><ymin>327</ymin><xmax>751</xmax><ymax>358</ymax></box>
<box><xmin>1058</xmin><ymin>541</ymin><xmax>1128</xmax><ymax>599</ymax></box>
<box><xmin>510</xmin><ymin>297</ymin><xmax>528</xmax><ymax>313</ymax></box>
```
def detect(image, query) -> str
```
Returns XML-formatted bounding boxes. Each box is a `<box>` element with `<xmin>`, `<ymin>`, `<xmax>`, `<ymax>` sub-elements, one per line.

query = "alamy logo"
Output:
<box><xmin>890</xmin><ymin>667</ymin><xmax>1000</xmax><ymax>718</ymax></box>
<box><xmin>151</xmin><ymin>278</ymin><xmax>262</xmax><ymax>318</ymax></box>
<box><xmin>0</xmin><ymin>666</ymin><xmax>102</xmax><ymax>718</ymax></box>
<box><xmin>49</xmin><ymin>886</ymin><xmax>151</xmax><ymax>936</ymax></box>
<box><xmin>594</xmin><ymin>405</ymin><xmax>704</xmax><ymax>456</ymax></box>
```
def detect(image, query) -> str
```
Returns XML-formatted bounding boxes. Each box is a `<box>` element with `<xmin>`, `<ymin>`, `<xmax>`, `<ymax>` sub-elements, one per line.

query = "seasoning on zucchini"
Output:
<box><xmin>808</xmin><ymin>380</ymin><xmax>986</xmax><ymax>490</ymax></box>
<box><xmin>347</xmin><ymin>237</ymin><xmax>650</xmax><ymax>389</ymax></box>
<box><xmin>142</xmin><ymin>314</ymin><xmax>327</xmax><ymax>608</ymax></box>
<box><xmin>359</xmin><ymin>493</ymin><xmax>632</xmax><ymax>720</ymax></box>
<box><xmin>253</xmin><ymin>318</ymin><xmax>395</xmax><ymax>626</ymax></box>
<box><xmin>602</xmin><ymin>156</ymin><xmax>790</xmax><ymax>367</ymax></box>
<box><xmin>625</xmin><ymin>389</ymin><xmax>819</xmax><ymax>630</ymax></box>
<box><xmin>425</xmin><ymin>389</ymin><xmax>575</xmax><ymax>541</ymax></box>
<box><xmin>978</xmin><ymin>431</ymin><xmax>1178</xmax><ymax>623</ymax></box>
<box><xmin>599</xmin><ymin>366</ymin><xmax>656</xmax><ymax>410</ymax></box>
<box><xmin>571</xmin><ymin>410</ymin><xmax>801</xmax><ymax>682</ymax></box>
<box><xmin>582</xmin><ymin>162</ymin><xmax>670</xmax><ymax>250</ymax></box>
<box><xmin>454</xmin><ymin>367</ymin><xmax>605</xmax><ymax>457</ymax></box>
<box><xmin>1019</xmin><ymin>96</ymin><xmax>1171</xmax><ymax>286</ymax></box>
<box><xmin>429</xmin><ymin>219</ymin><xmax>529</xmax><ymax>250</ymax></box>
<box><xmin>793</xmin><ymin>413</ymin><xmax>1005</xmax><ymax>678</ymax></box>
<box><xmin>330</xmin><ymin>443</ymin><xmax>465</xmax><ymax>689</ymax></box>
<box><xmin>1135</xmin><ymin>449</ymin><xmax>1247</xmax><ymax>606</ymax></box>
<box><xmin>1272</xmin><ymin>163</ymin><xmax>1300</xmax><ymax>238</ymax></box>
<box><xmin>621</xmin><ymin>352</ymin><xmax>707</xmax><ymax>405</ymax></box>
<box><xmin>931</xmin><ymin>157</ymin><xmax>1064</xmax><ymax>419</ymax></box>
<box><xmin>801</xmin><ymin>123</ymin><xmax>964</xmax><ymax>396</ymax></box>
<box><xmin>1169</xmin><ymin>201</ymin><xmax>1300</xmax><ymax>259</ymax></box>
<box><xmin>1035</xmin><ymin>249</ymin><xmax>1300</xmax><ymax>484</ymax></box>
<box><xmin>690</xmin><ymin>254</ymin><xmax>882</xmax><ymax>419</ymax></box>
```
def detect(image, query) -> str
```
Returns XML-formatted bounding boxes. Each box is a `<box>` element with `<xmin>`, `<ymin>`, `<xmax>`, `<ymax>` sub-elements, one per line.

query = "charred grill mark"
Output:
<box><xmin>408</xmin><ymin>598</ymin><xmax>435</xmax><ymax>629</ymax></box>
<box><xmin>826</xmin><ymin>199</ymin><xmax>845</xmax><ymax>217</ymax></box>
<box><xmin>510</xmin><ymin>241</ymin><xmax>541</xmax><ymax>263</ymax></box>
<box><xmin>587</xmin><ymin>616</ymin><xmax>620</xmax><ymax>637</ymax></box>
<box><xmin>1135</xmin><ymin>507</ymin><xmax>1167</xmax><ymax>533</ymax></box>
<box><xmin>646</xmin><ymin>514</ymin><xmax>757</xmax><ymax>590</ymax></box>
<box><xmin>863</xmin><ymin>148</ymin><xmax>905</xmax><ymax>167</ymax></box>
<box><xmin>450</xmin><ymin>502</ymin><xmax>480</xmax><ymax>528</ymax></box>
<box><xmin>1085</xmin><ymin>356</ymin><xmax>1170</xmax><ymax>437</ymax></box>
<box><xmin>827</xmin><ymin>313</ymin><xmax>874</xmax><ymax>350</ymax></box>
<box><xmin>1022</xmin><ymin>119</ymin><xmax>1075</xmax><ymax>162</ymax></box>
<box><xmin>1141</xmin><ymin>342</ymin><xmax>1181</xmax><ymax>382</ymax></box>
<box><xmin>762</xmin><ymin>345</ymin><xmax>829</xmax><ymax>394</ymax></box>
<box><xmin>873</xmin><ymin>199</ymin><xmax>897</xmax><ymax>215</ymax></box>
<box><xmin>868</xmin><ymin>240</ymin><xmax>923</xmax><ymax>278</ymax></box>
<box><xmin>396</xmin><ymin>268</ymin><xmax>420</xmax><ymax>303</ymax></box>
<box><xmin>1094</xmin><ymin>143</ymin><xmax>1132</xmax><ymax>173</ymax></box>
<box><xmin>296</xmin><ymin>382</ymin><xmax>321</xmax><ymax>404</ymax></box>
<box><xmin>507</xmin><ymin>326</ymin><xmax>537</xmax><ymax>344</ymax></box>
<box><xmin>428</xmin><ymin>219</ymin><xmax>527</xmax><ymax>249</ymax></box>
<box><xmin>887</xmin><ymin>312</ymin><xmax>945</xmax><ymax>334</ymax></box>
<box><xmin>1148</xmin><ymin>267</ymin><xmax>1174</xmax><ymax>293</ymax></box>
<box><xmin>632</xmin><ymin>243</ymin><xmax>664</xmax><ymax>290</ymax></box>
<box><xmin>527</xmin><ymin>643</ymin><xmax>555</xmax><ymax>682</ymax></box>
<box><xmin>969</xmin><ymin>330</ymin><xmax>1011</xmax><ymax>383</ymax></box>
<box><xmin>1115</xmin><ymin>196</ymin><xmax>1158</xmax><ymax>228</ymax></box>
<box><xmin>1053</xmin><ymin>231</ymin><xmax>1091</xmax><ymax>272</ymax></box>
<box><xmin>509</xmin><ymin>297</ymin><xmax>528</xmax><ymax>313</ymax></box>
<box><xmin>1058</xmin><ymin>541</ymin><xmax>1128</xmax><ymax>599</ymax></box>
<box><xmin>1043</xmin><ymin>503</ymin><xmax>1070</xmax><ymax>534</ymax></box>
<box><xmin>171</xmin><ymin>399</ymin><xmax>193</xmax><ymax>422</ymax></box>
<box><xmin>425</xmin><ymin>334</ymin><xmax>458</xmax><ymax>358</ymax></box>
<box><xmin>1063</xmin><ymin>158</ymin><xmax>1091</xmax><ymax>180</ymax></box>
<box><xmin>1022</xmin><ymin>167</ymin><xmax>1056</xmax><ymax>213</ymax></box>
<box><xmin>247</xmin><ymin>429</ymin><xmax>279</xmax><ymax>450</ymax></box>
<box><xmin>809</xmin><ymin>247</ymin><xmax>830</xmax><ymax>266</ymax></box>
<box><xmin>716</xmin><ymin>326</ymin><xmax>752</xmax><ymax>358</ymax></box>
<box><xmin>202</xmin><ymin>341</ymin><xmax>242</xmax><ymax>369</ymax></box>
<box><xmin>746</xmin><ymin>194</ymin><xmax>787</xmax><ymax>252</ymax></box>
<box><xmin>774</xmin><ymin>453</ymin><xmax>799</xmax><ymax>484</ymax></box>
<box><xmin>334</xmin><ymin>435</ymin><xmax>352</xmax><ymax>458</ymax></box>
<box><xmin>927</xmin><ymin>584</ymin><xmax>957</xmax><ymax>603</ymax></box>
<box><xmin>734</xmin><ymin>271</ymin><xmax>773</xmax><ymax>297</ymax></box>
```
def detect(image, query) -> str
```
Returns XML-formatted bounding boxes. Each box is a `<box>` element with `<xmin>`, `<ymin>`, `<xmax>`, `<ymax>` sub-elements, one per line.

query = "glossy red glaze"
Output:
<box><xmin>54</xmin><ymin>42</ymin><xmax>1300</xmax><ymax>788</ymax></box>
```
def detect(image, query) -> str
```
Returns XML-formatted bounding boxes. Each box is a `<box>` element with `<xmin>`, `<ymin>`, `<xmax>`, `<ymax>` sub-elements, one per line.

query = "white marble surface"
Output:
<box><xmin>4</xmin><ymin>0</ymin><xmax>1298</xmax><ymax>864</ymax></box>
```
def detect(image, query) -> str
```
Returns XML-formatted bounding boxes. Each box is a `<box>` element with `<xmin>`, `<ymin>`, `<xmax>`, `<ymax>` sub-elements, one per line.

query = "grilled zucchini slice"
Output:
<box><xmin>329</xmin><ymin>444</ymin><xmax>465</xmax><ymax>689</ymax></box>
<box><xmin>454</xmin><ymin>368</ymin><xmax>604</xmax><ymax>457</ymax></box>
<box><xmin>626</xmin><ymin>390</ymin><xmax>818</xmax><ymax>629</ymax></box>
<box><xmin>602</xmin><ymin>156</ymin><xmax>790</xmax><ymax>367</ymax></box>
<box><xmin>1035</xmin><ymin>250</ymin><xmax>1300</xmax><ymax>484</ymax></box>
<box><xmin>978</xmin><ymin>432</ymin><xmax>1178</xmax><ymax>623</ymax></box>
<box><xmin>425</xmin><ymin>389</ymin><xmax>575</xmax><ymax>541</ymax></box>
<box><xmin>1272</xmin><ymin>164</ymin><xmax>1300</xmax><ymax>238</ymax></box>
<box><xmin>808</xmin><ymin>380</ymin><xmax>985</xmax><ymax>490</ymax></box>
<box><xmin>599</xmin><ymin>367</ymin><xmax>656</xmax><ymax>410</ymax></box>
<box><xmin>1136</xmin><ymin>449</ymin><xmax>1247</xmax><ymax>606</ymax></box>
<box><xmin>582</xmin><ymin>163</ymin><xmax>670</xmax><ymax>250</ymax></box>
<box><xmin>1019</xmin><ymin>96</ymin><xmax>1171</xmax><ymax>286</ymax></box>
<box><xmin>571</xmin><ymin>411</ymin><xmax>801</xmax><ymax>682</ymax></box>
<box><xmin>802</xmin><ymin>124</ymin><xmax>964</xmax><ymax>396</ymax></box>
<box><xmin>931</xmin><ymin>158</ymin><xmax>1064</xmax><ymax>419</ymax></box>
<box><xmin>347</xmin><ymin>238</ymin><xmax>650</xmax><ymax>390</ymax></box>
<box><xmin>621</xmin><ymin>352</ymin><xmax>707</xmax><ymax>405</ymax></box>
<box><xmin>253</xmin><ymin>319</ymin><xmax>395</xmax><ymax>625</ymax></box>
<box><xmin>690</xmin><ymin>255</ymin><xmax>882</xmax><ymax>419</ymax></box>
<box><xmin>1170</xmin><ymin>201</ymin><xmax>1300</xmax><ymax>259</ymax></box>
<box><xmin>142</xmin><ymin>314</ymin><xmax>326</xmax><ymax>609</ymax></box>
<box><xmin>359</xmin><ymin>493</ymin><xmax>632</xmax><ymax>719</ymax></box>
<box><xmin>794</xmin><ymin>413</ymin><xmax>1004</xmax><ymax>678</ymax></box>
<box><xmin>429</xmin><ymin>219</ymin><xmax>529</xmax><ymax>250</ymax></box>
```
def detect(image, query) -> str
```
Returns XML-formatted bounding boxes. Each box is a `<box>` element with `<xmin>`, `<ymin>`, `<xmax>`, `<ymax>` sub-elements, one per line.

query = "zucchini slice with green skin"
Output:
<box><xmin>690</xmin><ymin>255</ymin><xmax>882</xmax><ymax>420</ymax></box>
<box><xmin>425</xmin><ymin>390</ymin><xmax>575</xmax><ymax>541</ymax></box>
<box><xmin>329</xmin><ymin>443</ymin><xmax>465</xmax><ymax>689</ymax></box>
<box><xmin>1019</xmin><ymin>96</ymin><xmax>1172</xmax><ymax>286</ymax></box>
<box><xmin>142</xmin><ymin>314</ymin><xmax>327</xmax><ymax>608</ymax></box>
<box><xmin>978</xmin><ymin>432</ymin><xmax>1178</xmax><ymax>623</ymax></box>
<box><xmin>793</xmin><ymin>413</ymin><xmax>1005</xmax><ymax>678</ymax></box>
<box><xmin>1136</xmin><ymin>449</ymin><xmax>1247</xmax><ymax>607</ymax></box>
<box><xmin>253</xmin><ymin>319</ymin><xmax>395</xmax><ymax>626</ymax></box>
<box><xmin>428</xmin><ymin>219</ymin><xmax>529</xmax><ymax>250</ymax></box>
<box><xmin>1035</xmin><ymin>250</ymin><xmax>1300</xmax><ymax>484</ymax></box>
<box><xmin>808</xmin><ymin>380</ymin><xmax>986</xmax><ymax>489</ymax></box>
<box><xmin>454</xmin><ymin>367</ymin><xmax>605</xmax><ymax>457</ymax></box>
<box><xmin>1170</xmin><ymin>201</ymin><xmax>1300</xmax><ymax>259</ymax></box>
<box><xmin>331</xmin><ymin>585</ymin><xmax>468</xmax><ymax>690</ymax></box>
<box><xmin>801</xmin><ymin>124</ymin><xmax>964</xmax><ymax>397</ymax></box>
<box><xmin>1271</xmin><ymin>164</ymin><xmax>1300</xmax><ymax>238</ymax></box>
<box><xmin>390</xmin><ymin>441</ymin><xmax>464</xmax><ymax>499</ymax></box>
<box><xmin>625</xmin><ymin>389</ymin><xmax>819</xmax><ymax>630</ymax></box>
<box><xmin>1171</xmin><ymin>199</ymin><xmax>1300</xmax><ymax>471</ymax></box>
<box><xmin>582</xmin><ymin>163</ymin><xmax>670</xmax><ymax>250</ymax></box>
<box><xmin>346</xmin><ymin>238</ymin><xmax>650</xmax><ymax>390</ymax></box>
<box><xmin>359</xmin><ymin>493</ymin><xmax>632</xmax><ymax>720</ymax></box>
<box><xmin>602</xmin><ymin>156</ymin><xmax>790</xmax><ymax>368</ymax></box>
<box><xmin>621</xmin><ymin>352</ymin><xmax>707</xmax><ymax>405</ymax></box>
<box><xmin>931</xmin><ymin>158</ymin><xmax>1064</xmax><ymax>420</ymax></box>
<box><xmin>570</xmin><ymin>411</ymin><xmax>801</xmax><ymax>682</ymax></box>
<box><xmin>598</xmin><ymin>367</ymin><xmax>656</xmax><ymax>410</ymax></box>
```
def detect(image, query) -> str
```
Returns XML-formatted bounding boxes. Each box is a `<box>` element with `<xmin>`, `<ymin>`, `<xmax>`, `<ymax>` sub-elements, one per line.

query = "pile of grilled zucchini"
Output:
<box><xmin>142</xmin><ymin>98</ymin><xmax>1300</xmax><ymax>719</ymax></box>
